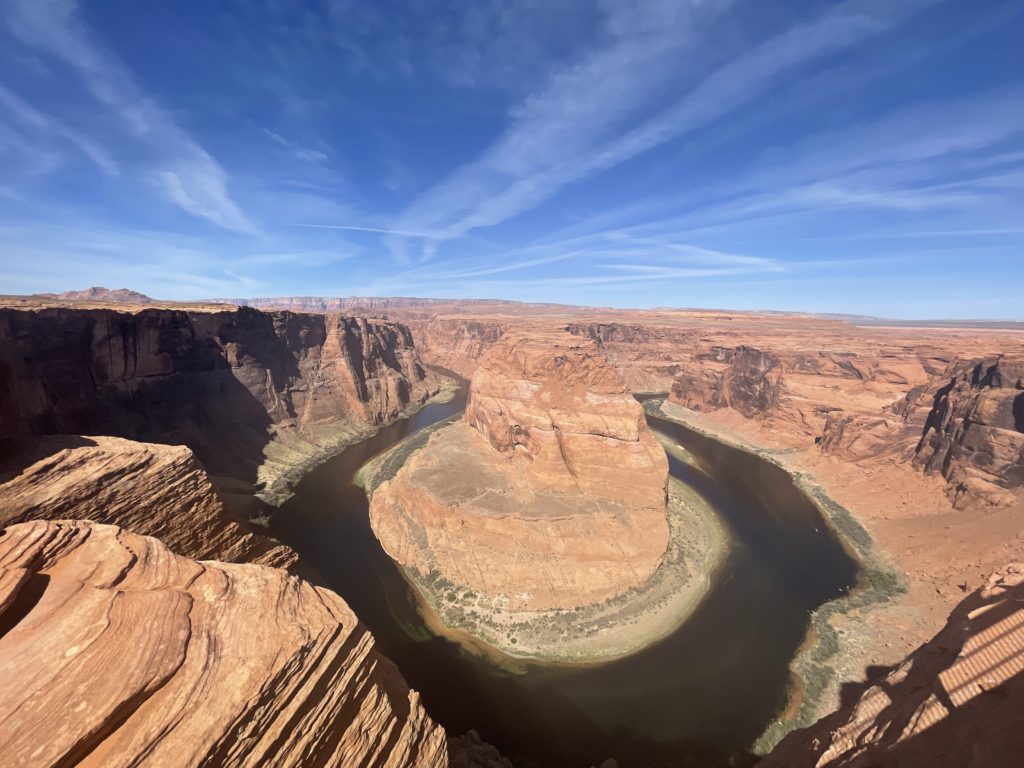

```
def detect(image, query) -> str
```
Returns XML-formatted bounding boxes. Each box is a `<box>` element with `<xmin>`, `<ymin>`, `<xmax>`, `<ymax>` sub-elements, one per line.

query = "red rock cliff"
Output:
<box><xmin>0</xmin><ymin>305</ymin><xmax>443</xmax><ymax>505</ymax></box>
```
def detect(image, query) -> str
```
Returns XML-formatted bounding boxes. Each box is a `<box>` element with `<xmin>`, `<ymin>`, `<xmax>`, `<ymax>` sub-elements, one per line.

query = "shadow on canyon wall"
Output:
<box><xmin>0</xmin><ymin>307</ymin><xmax>277</xmax><ymax>490</ymax></box>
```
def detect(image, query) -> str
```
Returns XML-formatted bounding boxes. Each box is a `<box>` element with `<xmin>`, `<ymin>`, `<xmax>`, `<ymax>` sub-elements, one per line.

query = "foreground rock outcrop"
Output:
<box><xmin>369</xmin><ymin>331</ymin><xmax>673</xmax><ymax>657</ymax></box>
<box><xmin>0</xmin><ymin>435</ymin><xmax>296</xmax><ymax>568</ymax></box>
<box><xmin>759</xmin><ymin>563</ymin><xmax>1024</xmax><ymax>768</ymax></box>
<box><xmin>0</xmin><ymin>520</ymin><xmax>447</xmax><ymax>768</ymax></box>
<box><xmin>0</xmin><ymin>304</ymin><xmax>444</xmax><ymax>506</ymax></box>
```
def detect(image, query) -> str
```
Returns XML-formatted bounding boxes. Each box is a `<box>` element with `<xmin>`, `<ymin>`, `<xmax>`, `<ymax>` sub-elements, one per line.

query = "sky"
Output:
<box><xmin>0</xmin><ymin>0</ymin><xmax>1022</xmax><ymax>318</ymax></box>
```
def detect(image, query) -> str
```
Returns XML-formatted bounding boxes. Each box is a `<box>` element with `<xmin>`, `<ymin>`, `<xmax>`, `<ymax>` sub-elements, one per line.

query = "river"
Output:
<box><xmin>272</xmin><ymin>384</ymin><xmax>859</xmax><ymax>767</ymax></box>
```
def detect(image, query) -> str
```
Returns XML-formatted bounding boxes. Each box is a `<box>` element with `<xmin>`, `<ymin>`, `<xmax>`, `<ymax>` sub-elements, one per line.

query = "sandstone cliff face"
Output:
<box><xmin>759</xmin><ymin>563</ymin><xmax>1024</xmax><ymax>768</ymax></box>
<box><xmin>403</xmin><ymin>317</ymin><xmax>508</xmax><ymax>379</ymax></box>
<box><xmin>566</xmin><ymin>321</ymin><xmax>696</xmax><ymax>392</ymax></box>
<box><xmin>912</xmin><ymin>356</ymin><xmax>1024</xmax><ymax>506</ymax></box>
<box><xmin>465</xmin><ymin>330</ymin><xmax>667</xmax><ymax>509</ymax></box>
<box><xmin>0</xmin><ymin>306</ymin><xmax>442</xmax><ymax>505</ymax></box>
<box><xmin>0</xmin><ymin>520</ymin><xmax>447</xmax><ymax>768</ymax></box>
<box><xmin>0</xmin><ymin>435</ymin><xmax>295</xmax><ymax>569</ymax></box>
<box><xmin>819</xmin><ymin>355</ymin><xmax>1024</xmax><ymax>506</ymax></box>
<box><xmin>370</xmin><ymin>330</ymin><xmax>670</xmax><ymax>622</ymax></box>
<box><xmin>670</xmin><ymin>346</ymin><xmax>785</xmax><ymax>419</ymax></box>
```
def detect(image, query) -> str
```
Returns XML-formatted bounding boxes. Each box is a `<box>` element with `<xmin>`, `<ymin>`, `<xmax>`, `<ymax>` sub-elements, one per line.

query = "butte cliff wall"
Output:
<box><xmin>464</xmin><ymin>329</ymin><xmax>668</xmax><ymax>509</ymax></box>
<box><xmin>0</xmin><ymin>519</ymin><xmax>448</xmax><ymax>768</ymax></box>
<box><xmin>367</xmin><ymin>330</ymin><xmax>687</xmax><ymax>659</ymax></box>
<box><xmin>0</xmin><ymin>305</ymin><xmax>444</xmax><ymax>506</ymax></box>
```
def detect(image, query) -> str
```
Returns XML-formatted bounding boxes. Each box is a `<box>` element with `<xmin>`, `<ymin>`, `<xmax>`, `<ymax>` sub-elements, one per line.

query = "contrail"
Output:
<box><xmin>289</xmin><ymin>223</ymin><xmax>431</xmax><ymax>237</ymax></box>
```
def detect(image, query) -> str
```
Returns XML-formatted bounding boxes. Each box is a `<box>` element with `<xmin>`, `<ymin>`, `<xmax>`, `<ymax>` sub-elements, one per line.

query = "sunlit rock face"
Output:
<box><xmin>370</xmin><ymin>330</ymin><xmax>669</xmax><ymax>615</ymax></box>
<box><xmin>465</xmin><ymin>329</ymin><xmax>669</xmax><ymax>510</ymax></box>
<box><xmin>670</xmin><ymin>345</ymin><xmax>785</xmax><ymax>419</ymax></box>
<box><xmin>819</xmin><ymin>354</ymin><xmax>1024</xmax><ymax>507</ymax></box>
<box><xmin>0</xmin><ymin>520</ymin><xmax>448</xmax><ymax>768</ymax></box>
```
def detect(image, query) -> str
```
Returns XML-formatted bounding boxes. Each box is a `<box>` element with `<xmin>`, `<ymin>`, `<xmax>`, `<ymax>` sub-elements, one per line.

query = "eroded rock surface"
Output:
<box><xmin>0</xmin><ymin>520</ymin><xmax>447</xmax><ymax>768</ymax></box>
<box><xmin>759</xmin><ymin>563</ymin><xmax>1024</xmax><ymax>768</ymax></box>
<box><xmin>369</xmin><ymin>331</ymin><xmax>670</xmax><ymax>652</ymax></box>
<box><xmin>0</xmin><ymin>305</ymin><xmax>443</xmax><ymax>506</ymax></box>
<box><xmin>819</xmin><ymin>355</ymin><xmax>1024</xmax><ymax>507</ymax></box>
<box><xmin>465</xmin><ymin>329</ymin><xmax>668</xmax><ymax>509</ymax></box>
<box><xmin>912</xmin><ymin>356</ymin><xmax>1024</xmax><ymax>505</ymax></box>
<box><xmin>0</xmin><ymin>435</ymin><xmax>295</xmax><ymax>568</ymax></box>
<box><xmin>670</xmin><ymin>346</ymin><xmax>785</xmax><ymax>419</ymax></box>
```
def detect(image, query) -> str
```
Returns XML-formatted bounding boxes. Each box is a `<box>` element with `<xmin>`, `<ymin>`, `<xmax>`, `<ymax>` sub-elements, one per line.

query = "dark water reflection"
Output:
<box><xmin>272</xmin><ymin>390</ymin><xmax>859</xmax><ymax>768</ymax></box>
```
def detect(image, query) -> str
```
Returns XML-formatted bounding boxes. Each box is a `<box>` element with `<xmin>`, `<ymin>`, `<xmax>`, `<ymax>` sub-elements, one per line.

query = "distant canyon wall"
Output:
<box><xmin>156</xmin><ymin>297</ymin><xmax>1023</xmax><ymax>507</ymax></box>
<box><xmin>821</xmin><ymin>355</ymin><xmax>1024</xmax><ymax>507</ymax></box>
<box><xmin>0</xmin><ymin>305</ymin><xmax>443</xmax><ymax>505</ymax></box>
<box><xmin>364</xmin><ymin>311</ymin><xmax>1021</xmax><ymax>507</ymax></box>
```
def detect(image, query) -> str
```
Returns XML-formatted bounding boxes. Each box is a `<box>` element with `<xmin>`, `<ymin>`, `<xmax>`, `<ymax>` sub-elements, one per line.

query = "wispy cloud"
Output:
<box><xmin>388</xmin><ymin>0</ymin><xmax>938</xmax><ymax>259</ymax></box>
<box><xmin>289</xmin><ymin>223</ymin><xmax>433</xmax><ymax>237</ymax></box>
<box><xmin>3</xmin><ymin>0</ymin><xmax>254</xmax><ymax>233</ymax></box>
<box><xmin>0</xmin><ymin>82</ymin><xmax>117</xmax><ymax>173</ymax></box>
<box><xmin>262</xmin><ymin>129</ymin><xmax>330</xmax><ymax>164</ymax></box>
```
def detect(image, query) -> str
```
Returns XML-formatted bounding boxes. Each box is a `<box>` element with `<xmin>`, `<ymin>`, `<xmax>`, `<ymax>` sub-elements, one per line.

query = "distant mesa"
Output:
<box><xmin>34</xmin><ymin>286</ymin><xmax>154</xmax><ymax>303</ymax></box>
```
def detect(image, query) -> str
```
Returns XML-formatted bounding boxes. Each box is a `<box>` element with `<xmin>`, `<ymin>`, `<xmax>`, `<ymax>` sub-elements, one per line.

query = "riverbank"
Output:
<box><xmin>648</xmin><ymin>396</ymin><xmax>1024</xmax><ymax>754</ymax></box>
<box><xmin>255</xmin><ymin>375</ymin><xmax>461</xmax><ymax>508</ymax></box>
<box><xmin>358</xmin><ymin>421</ymin><xmax>729</xmax><ymax>663</ymax></box>
<box><xmin>648</xmin><ymin>399</ymin><xmax>913</xmax><ymax>751</ymax></box>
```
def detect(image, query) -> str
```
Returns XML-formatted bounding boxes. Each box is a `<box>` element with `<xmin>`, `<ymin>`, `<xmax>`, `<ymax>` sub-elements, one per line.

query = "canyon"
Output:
<box><xmin>0</xmin><ymin>291</ymin><xmax>1021</xmax><ymax>767</ymax></box>
<box><xmin>216</xmin><ymin>296</ymin><xmax>1024</xmax><ymax>748</ymax></box>
<box><xmin>0</xmin><ymin>298</ymin><xmax>446</xmax><ymax>511</ymax></box>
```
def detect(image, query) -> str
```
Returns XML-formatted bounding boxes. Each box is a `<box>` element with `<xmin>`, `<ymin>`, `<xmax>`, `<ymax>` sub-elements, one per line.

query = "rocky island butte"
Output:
<box><xmin>368</xmin><ymin>329</ymin><xmax>725</xmax><ymax>660</ymax></box>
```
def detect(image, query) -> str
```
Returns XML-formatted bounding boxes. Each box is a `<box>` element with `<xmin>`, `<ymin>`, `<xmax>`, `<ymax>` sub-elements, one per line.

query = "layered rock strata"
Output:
<box><xmin>0</xmin><ymin>305</ymin><xmax>443</xmax><ymax>506</ymax></box>
<box><xmin>670</xmin><ymin>346</ymin><xmax>786</xmax><ymax>419</ymax></box>
<box><xmin>0</xmin><ymin>435</ymin><xmax>295</xmax><ymax>568</ymax></box>
<box><xmin>820</xmin><ymin>355</ymin><xmax>1024</xmax><ymax>506</ymax></box>
<box><xmin>369</xmin><ymin>331</ymin><xmax>671</xmax><ymax>656</ymax></box>
<box><xmin>464</xmin><ymin>329</ymin><xmax>668</xmax><ymax>509</ymax></box>
<box><xmin>759</xmin><ymin>563</ymin><xmax>1024</xmax><ymax>768</ymax></box>
<box><xmin>0</xmin><ymin>519</ymin><xmax>447</xmax><ymax>768</ymax></box>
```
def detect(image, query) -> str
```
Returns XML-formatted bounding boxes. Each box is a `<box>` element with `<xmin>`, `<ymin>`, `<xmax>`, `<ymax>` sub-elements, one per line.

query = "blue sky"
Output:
<box><xmin>0</xmin><ymin>0</ymin><xmax>1022</xmax><ymax>317</ymax></box>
